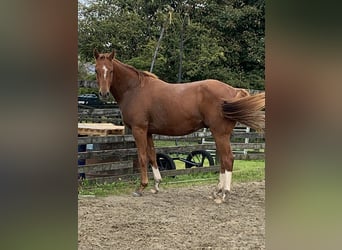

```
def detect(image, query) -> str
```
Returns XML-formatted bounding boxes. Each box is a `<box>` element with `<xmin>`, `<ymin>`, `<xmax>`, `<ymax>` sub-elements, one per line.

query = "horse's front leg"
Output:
<box><xmin>132</xmin><ymin>127</ymin><xmax>149</xmax><ymax>197</ymax></box>
<box><xmin>147</xmin><ymin>134</ymin><xmax>162</xmax><ymax>193</ymax></box>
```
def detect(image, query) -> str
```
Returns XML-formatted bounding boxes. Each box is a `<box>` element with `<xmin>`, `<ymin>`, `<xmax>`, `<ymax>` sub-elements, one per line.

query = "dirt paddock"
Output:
<box><xmin>78</xmin><ymin>181</ymin><xmax>265</xmax><ymax>250</ymax></box>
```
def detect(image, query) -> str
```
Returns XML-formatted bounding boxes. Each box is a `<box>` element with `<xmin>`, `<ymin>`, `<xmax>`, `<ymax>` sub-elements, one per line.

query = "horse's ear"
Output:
<box><xmin>93</xmin><ymin>48</ymin><xmax>99</xmax><ymax>59</ymax></box>
<box><xmin>108</xmin><ymin>50</ymin><xmax>115</xmax><ymax>61</ymax></box>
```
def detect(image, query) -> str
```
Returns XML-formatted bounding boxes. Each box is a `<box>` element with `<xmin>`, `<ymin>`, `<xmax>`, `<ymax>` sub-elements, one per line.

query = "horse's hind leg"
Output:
<box><xmin>147</xmin><ymin>134</ymin><xmax>162</xmax><ymax>193</ymax></box>
<box><xmin>132</xmin><ymin>126</ymin><xmax>149</xmax><ymax>197</ymax></box>
<box><xmin>211</xmin><ymin>129</ymin><xmax>234</xmax><ymax>202</ymax></box>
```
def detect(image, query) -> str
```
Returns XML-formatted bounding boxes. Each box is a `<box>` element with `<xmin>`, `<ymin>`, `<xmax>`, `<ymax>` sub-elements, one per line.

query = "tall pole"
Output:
<box><xmin>177</xmin><ymin>22</ymin><xmax>184</xmax><ymax>83</ymax></box>
<box><xmin>150</xmin><ymin>26</ymin><xmax>165</xmax><ymax>73</ymax></box>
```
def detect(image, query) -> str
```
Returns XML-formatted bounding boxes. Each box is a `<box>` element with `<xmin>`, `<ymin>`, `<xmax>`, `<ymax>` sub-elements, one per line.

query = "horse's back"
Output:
<box><xmin>136</xmin><ymin>79</ymin><xmax>238</xmax><ymax>134</ymax></box>
<box><xmin>143</xmin><ymin>78</ymin><xmax>240</xmax><ymax>113</ymax></box>
<box><xmin>175</xmin><ymin>79</ymin><xmax>238</xmax><ymax>101</ymax></box>
<box><xmin>150</xmin><ymin>79</ymin><xmax>237</xmax><ymax>96</ymax></box>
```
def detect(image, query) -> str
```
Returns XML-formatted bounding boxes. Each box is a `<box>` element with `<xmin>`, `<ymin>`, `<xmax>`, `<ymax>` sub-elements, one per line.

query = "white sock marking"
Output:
<box><xmin>218</xmin><ymin>172</ymin><xmax>225</xmax><ymax>190</ymax></box>
<box><xmin>224</xmin><ymin>170</ymin><xmax>232</xmax><ymax>192</ymax></box>
<box><xmin>102</xmin><ymin>65</ymin><xmax>108</xmax><ymax>78</ymax></box>
<box><xmin>152</xmin><ymin>167</ymin><xmax>161</xmax><ymax>181</ymax></box>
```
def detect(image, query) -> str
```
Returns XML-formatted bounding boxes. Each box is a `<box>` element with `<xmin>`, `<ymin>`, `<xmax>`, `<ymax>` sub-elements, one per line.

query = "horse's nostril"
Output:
<box><xmin>99</xmin><ymin>91</ymin><xmax>109</xmax><ymax>98</ymax></box>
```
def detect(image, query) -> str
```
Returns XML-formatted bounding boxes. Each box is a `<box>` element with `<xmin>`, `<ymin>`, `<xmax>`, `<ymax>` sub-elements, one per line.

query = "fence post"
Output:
<box><xmin>78</xmin><ymin>135</ymin><xmax>87</xmax><ymax>179</ymax></box>
<box><xmin>243</xmin><ymin>127</ymin><xmax>250</xmax><ymax>155</ymax></box>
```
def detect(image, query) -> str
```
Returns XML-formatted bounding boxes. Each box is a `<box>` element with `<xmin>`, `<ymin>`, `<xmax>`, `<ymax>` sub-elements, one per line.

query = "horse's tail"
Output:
<box><xmin>222</xmin><ymin>92</ymin><xmax>265</xmax><ymax>132</ymax></box>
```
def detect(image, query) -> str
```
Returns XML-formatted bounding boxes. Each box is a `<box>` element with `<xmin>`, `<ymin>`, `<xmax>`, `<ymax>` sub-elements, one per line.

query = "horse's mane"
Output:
<box><xmin>113</xmin><ymin>59</ymin><xmax>158</xmax><ymax>81</ymax></box>
<box><xmin>235</xmin><ymin>88</ymin><xmax>250</xmax><ymax>98</ymax></box>
<box><xmin>142</xmin><ymin>71</ymin><xmax>158</xmax><ymax>79</ymax></box>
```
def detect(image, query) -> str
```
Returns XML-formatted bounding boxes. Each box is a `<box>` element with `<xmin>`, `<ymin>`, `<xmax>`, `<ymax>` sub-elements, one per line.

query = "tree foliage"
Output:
<box><xmin>78</xmin><ymin>0</ymin><xmax>264</xmax><ymax>89</ymax></box>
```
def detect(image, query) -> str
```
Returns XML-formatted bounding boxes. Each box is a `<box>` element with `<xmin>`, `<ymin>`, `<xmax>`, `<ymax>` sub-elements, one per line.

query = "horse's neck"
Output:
<box><xmin>111</xmin><ymin>61</ymin><xmax>140</xmax><ymax>103</ymax></box>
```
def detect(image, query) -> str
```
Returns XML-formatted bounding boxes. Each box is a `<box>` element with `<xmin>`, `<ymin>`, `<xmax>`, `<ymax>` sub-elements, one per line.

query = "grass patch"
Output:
<box><xmin>154</xmin><ymin>140</ymin><xmax>198</xmax><ymax>147</ymax></box>
<box><xmin>233</xmin><ymin>160</ymin><xmax>265</xmax><ymax>182</ymax></box>
<box><xmin>79</xmin><ymin>179</ymin><xmax>138</xmax><ymax>197</ymax></box>
<box><xmin>78</xmin><ymin>160</ymin><xmax>265</xmax><ymax>197</ymax></box>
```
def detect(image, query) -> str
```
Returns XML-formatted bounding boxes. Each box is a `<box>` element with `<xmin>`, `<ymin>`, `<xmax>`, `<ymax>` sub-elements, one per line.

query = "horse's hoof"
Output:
<box><xmin>212</xmin><ymin>188</ymin><xmax>222</xmax><ymax>199</ymax></box>
<box><xmin>132</xmin><ymin>191</ymin><xmax>142</xmax><ymax>197</ymax></box>
<box><xmin>212</xmin><ymin>191</ymin><xmax>218</xmax><ymax>199</ymax></box>
<box><xmin>150</xmin><ymin>188</ymin><xmax>159</xmax><ymax>194</ymax></box>
<box><xmin>214</xmin><ymin>198</ymin><xmax>223</xmax><ymax>204</ymax></box>
<box><xmin>222</xmin><ymin>190</ymin><xmax>230</xmax><ymax>202</ymax></box>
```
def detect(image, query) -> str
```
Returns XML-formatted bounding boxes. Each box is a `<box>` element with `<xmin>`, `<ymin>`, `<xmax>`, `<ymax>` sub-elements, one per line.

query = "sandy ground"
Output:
<box><xmin>78</xmin><ymin>181</ymin><xmax>265</xmax><ymax>250</ymax></box>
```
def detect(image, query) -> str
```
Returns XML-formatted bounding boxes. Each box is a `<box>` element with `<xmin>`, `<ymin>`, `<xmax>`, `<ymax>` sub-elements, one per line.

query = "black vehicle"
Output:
<box><xmin>78</xmin><ymin>94</ymin><xmax>104</xmax><ymax>107</ymax></box>
<box><xmin>78</xmin><ymin>93</ymin><xmax>119</xmax><ymax>109</ymax></box>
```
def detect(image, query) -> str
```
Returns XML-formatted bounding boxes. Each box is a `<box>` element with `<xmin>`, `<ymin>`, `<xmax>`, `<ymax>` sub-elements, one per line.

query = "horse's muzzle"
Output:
<box><xmin>99</xmin><ymin>91</ymin><xmax>110</xmax><ymax>99</ymax></box>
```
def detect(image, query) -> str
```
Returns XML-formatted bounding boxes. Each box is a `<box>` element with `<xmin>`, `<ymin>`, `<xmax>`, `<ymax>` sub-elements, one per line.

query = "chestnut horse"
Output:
<box><xmin>93</xmin><ymin>49</ymin><xmax>265</xmax><ymax>201</ymax></box>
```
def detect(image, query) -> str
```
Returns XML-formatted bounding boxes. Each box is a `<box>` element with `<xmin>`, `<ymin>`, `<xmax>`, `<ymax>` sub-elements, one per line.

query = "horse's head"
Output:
<box><xmin>93</xmin><ymin>48</ymin><xmax>115</xmax><ymax>99</ymax></box>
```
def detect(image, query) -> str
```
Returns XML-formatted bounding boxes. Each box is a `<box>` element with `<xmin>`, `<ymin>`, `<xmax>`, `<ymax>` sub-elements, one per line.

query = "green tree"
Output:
<box><xmin>78</xmin><ymin>0</ymin><xmax>265</xmax><ymax>89</ymax></box>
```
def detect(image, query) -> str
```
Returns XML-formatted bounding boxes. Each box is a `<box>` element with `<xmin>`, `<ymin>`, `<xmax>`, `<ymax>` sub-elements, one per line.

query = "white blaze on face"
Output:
<box><xmin>102</xmin><ymin>65</ymin><xmax>108</xmax><ymax>78</ymax></box>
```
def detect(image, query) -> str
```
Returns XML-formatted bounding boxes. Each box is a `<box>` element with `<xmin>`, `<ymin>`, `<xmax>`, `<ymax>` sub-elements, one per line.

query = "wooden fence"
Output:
<box><xmin>77</xmin><ymin>127</ymin><xmax>265</xmax><ymax>184</ymax></box>
<box><xmin>78</xmin><ymin>107</ymin><xmax>123</xmax><ymax>125</ymax></box>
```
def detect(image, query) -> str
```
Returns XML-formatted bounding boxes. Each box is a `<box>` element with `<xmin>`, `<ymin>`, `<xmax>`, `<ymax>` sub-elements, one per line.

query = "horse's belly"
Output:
<box><xmin>148</xmin><ymin>119</ymin><xmax>205</xmax><ymax>136</ymax></box>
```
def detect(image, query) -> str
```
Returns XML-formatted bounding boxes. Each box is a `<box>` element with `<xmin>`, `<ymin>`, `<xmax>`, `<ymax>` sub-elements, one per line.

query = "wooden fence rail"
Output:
<box><xmin>78</xmin><ymin>108</ymin><xmax>123</xmax><ymax>125</ymax></box>
<box><xmin>78</xmin><ymin>143</ymin><xmax>264</xmax><ymax>160</ymax></box>
<box><xmin>77</xmin><ymin>128</ymin><xmax>265</xmax><ymax>183</ymax></box>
